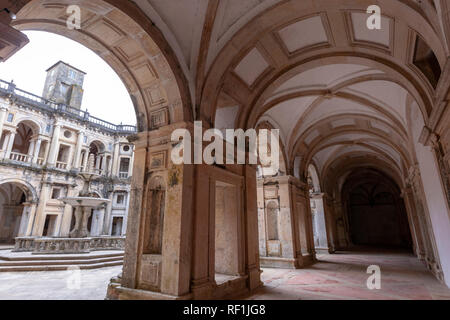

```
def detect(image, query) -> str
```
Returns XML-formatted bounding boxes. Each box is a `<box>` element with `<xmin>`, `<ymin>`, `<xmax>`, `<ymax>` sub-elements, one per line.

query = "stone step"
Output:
<box><xmin>0</xmin><ymin>256</ymin><xmax>123</xmax><ymax>267</ymax></box>
<box><xmin>0</xmin><ymin>252</ymin><xmax>123</xmax><ymax>262</ymax></box>
<box><xmin>0</xmin><ymin>260</ymin><xmax>123</xmax><ymax>272</ymax></box>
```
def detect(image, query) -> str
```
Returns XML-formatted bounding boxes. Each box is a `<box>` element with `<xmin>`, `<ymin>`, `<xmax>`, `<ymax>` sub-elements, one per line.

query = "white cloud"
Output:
<box><xmin>0</xmin><ymin>30</ymin><xmax>136</xmax><ymax>125</ymax></box>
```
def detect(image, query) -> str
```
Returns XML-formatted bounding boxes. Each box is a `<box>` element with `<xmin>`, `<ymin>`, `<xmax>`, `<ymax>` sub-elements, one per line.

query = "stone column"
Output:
<box><xmin>24</xmin><ymin>203</ymin><xmax>37</xmax><ymax>236</ymax></box>
<box><xmin>82</xmin><ymin>149</ymin><xmax>89</xmax><ymax>171</ymax></box>
<box><xmin>0</xmin><ymin>105</ymin><xmax>9</xmax><ymax>142</ymax></box>
<box><xmin>59</xmin><ymin>186</ymin><xmax>76</xmax><ymax>237</ymax></box>
<box><xmin>111</xmin><ymin>141</ymin><xmax>120</xmax><ymax>176</ymax></box>
<box><xmin>244</xmin><ymin>164</ymin><xmax>263</xmax><ymax>290</ymax></box>
<box><xmin>129</xmin><ymin>149</ymin><xmax>135</xmax><ymax>177</ymax></box>
<box><xmin>122</xmin><ymin>191</ymin><xmax>130</xmax><ymax>235</ymax></box>
<box><xmin>95</xmin><ymin>154</ymin><xmax>101</xmax><ymax>173</ymax></box>
<box><xmin>120</xmin><ymin>126</ymin><xmax>194</xmax><ymax>298</ymax></box>
<box><xmin>26</xmin><ymin>139</ymin><xmax>35</xmax><ymax>163</ymax></box>
<box><xmin>401</xmin><ymin>186</ymin><xmax>426</xmax><ymax>260</ymax></box>
<box><xmin>5</xmin><ymin>131</ymin><xmax>16</xmax><ymax>159</ymax></box>
<box><xmin>32</xmin><ymin>182</ymin><xmax>51</xmax><ymax>236</ymax></box>
<box><xmin>108</xmin><ymin>155</ymin><xmax>113</xmax><ymax>175</ymax></box>
<box><xmin>66</xmin><ymin>146</ymin><xmax>75</xmax><ymax>170</ymax></box>
<box><xmin>47</xmin><ymin>124</ymin><xmax>61</xmax><ymax>166</ymax></box>
<box><xmin>102</xmin><ymin>192</ymin><xmax>114</xmax><ymax>235</ymax></box>
<box><xmin>27</xmin><ymin>140</ymin><xmax>35</xmax><ymax>156</ymax></box>
<box><xmin>100</xmin><ymin>155</ymin><xmax>105</xmax><ymax>174</ymax></box>
<box><xmin>42</xmin><ymin>140</ymin><xmax>50</xmax><ymax>165</ymax></box>
<box><xmin>90</xmin><ymin>207</ymin><xmax>105</xmax><ymax>236</ymax></box>
<box><xmin>32</xmin><ymin>138</ymin><xmax>42</xmax><ymax>164</ymax></box>
<box><xmin>276</xmin><ymin>176</ymin><xmax>300</xmax><ymax>267</ymax></box>
<box><xmin>17</xmin><ymin>204</ymin><xmax>30</xmax><ymax>236</ymax></box>
<box><xmin>323</xmin><ymin>194</ymin><xmax>337</xmax><ymax>253</ymax></box>
<box><xmin>72</xmin><ymin>131</ymin><xmax>84</xmax><ymax>170</ymax></box>
<box><xmin>310</xmin><ymin>193</ymin><xmax>329</xmax><ymax>253</ymax></box>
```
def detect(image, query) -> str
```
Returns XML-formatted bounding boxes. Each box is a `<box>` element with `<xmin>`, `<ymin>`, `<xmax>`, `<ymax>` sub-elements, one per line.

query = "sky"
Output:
<box><xmin>0</xmin><ymin>31</ymin><xmax>136</xmax><ymax>125</ymax></box>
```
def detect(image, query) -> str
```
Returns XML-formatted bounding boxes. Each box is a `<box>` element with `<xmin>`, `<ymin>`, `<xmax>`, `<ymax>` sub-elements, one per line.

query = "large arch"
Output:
<box><xmin>3</xmin><ymin>0</ymin><xmax>450</xmax><ymax>299</ymax></box>
<box><xmin>0</xmin><ymin>179</ymin><xmax>38</xmax><ymax>243</ymax></box>
<box><xmin>11</xmin><ymin>0</ymin><xmax>193</xmax><ymax>128</ymax></box>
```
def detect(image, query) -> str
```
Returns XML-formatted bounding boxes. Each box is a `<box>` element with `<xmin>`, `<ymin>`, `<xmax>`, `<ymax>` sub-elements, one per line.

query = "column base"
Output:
<box><xmin>108</xmin><ymin>275</ymin><xmax>253</xmax><ymax>300</ymax></box>
<box><xmin>260</xmin><ymin>256</ymin><xmax>300</xmax><ymax>269</ymax></box>
<box><xmin>315</xmin><ymin>246</ymin><xmax>333</xmax><ymax>254</ymax></box>
<box><xmin>107</xmin><ymin>285</ymin><xmax>193</xmax><ymax>300</ymax></box>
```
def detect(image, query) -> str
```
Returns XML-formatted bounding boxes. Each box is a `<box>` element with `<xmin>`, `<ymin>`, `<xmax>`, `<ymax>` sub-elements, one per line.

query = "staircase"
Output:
<box><xmin>0</xmin><ymin>251</ymin><xmax>123</xmax><ymax>272</ymax></box>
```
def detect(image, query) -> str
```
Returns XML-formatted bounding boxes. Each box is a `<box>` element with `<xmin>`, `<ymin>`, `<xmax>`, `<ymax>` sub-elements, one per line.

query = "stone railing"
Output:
<box><xmin>10</xmin><ymin>152</ymin><xmax>33</xmax><ymax>163</ymax></box>
<box><xmin>33</xmin><ymin>238</ymin><xmax>91</xmax><ymax>254</ymax></box>
<box><xmin>119</xmin><ymin>172</ymin><xmax>129</xmax><ymax>179</ymax></box>
<box><xmin>90</xmin><ymin>236</ymin><xmax>126</xmax><ymax>251</ymax></box>
<box><xmin>14</xmin><ymin>236</ymin><xmax>126</xmax><ymax>254</ymax></box>
<box><xmin>13</xmin><ymin>237</ymin><xmax>35</xmax><ymax>252</ymax></box>
<box><xmin>0</xmin><ymin>79</ymin><xmax>137</xmax><ymax>135</ymax></box>
<box><xmin>55</xmin><ymin>161</ymin><xmax>68</xmax><ymax>170</ymax></box>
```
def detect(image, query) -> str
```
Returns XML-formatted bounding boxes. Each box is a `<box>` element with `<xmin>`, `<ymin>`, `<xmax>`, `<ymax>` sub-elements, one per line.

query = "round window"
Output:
<box><xmin>123</xmin><ymin>145</ymin><xmax>130</xmax><ymax>152</ymax></box>
<box><xmin>64</xmin><ymin>130</ymin><xmax>72</xmax><ymax>138</ymax></box>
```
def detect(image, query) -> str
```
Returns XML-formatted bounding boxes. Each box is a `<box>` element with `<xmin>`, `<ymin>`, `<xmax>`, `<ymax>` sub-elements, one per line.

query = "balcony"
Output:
<box><xmin>55</xmin><ymin>161</ymin><xmax>67</xmax><ymax>170</ymax></box>
<box><xmin>0</xmin><ymin>79</ymin><xmax>137</xmax><ymax>135</ymax></box>
<box><xmin>9</xmin><ymin>152</ymin><xmax>33</xmax><ymax>163</ymax></box>
<box><xmin>119</xmin><ymin>172</ymin><xmax>129</xmax><ymax>179</ymax></box>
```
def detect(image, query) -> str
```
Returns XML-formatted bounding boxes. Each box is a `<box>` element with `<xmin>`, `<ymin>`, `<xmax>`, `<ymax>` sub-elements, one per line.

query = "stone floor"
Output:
<box><xmin>0</xmin><ymin>249</ymin><xmax>449</xmax><ymax>300</ymax></box>
<box><xmin>0</xmin><ymin>245</ymin><xmax>13</xmax><ymax>251</ymax></box>
<box><xmin>0</xmin><ymin>265</ymin><xmax>122</xmax><ymax>299</ymax></box>
<box><xmin>246</xmin><ymin>249</ymin><xmax>450</xmax><ymax>300</ymax></box>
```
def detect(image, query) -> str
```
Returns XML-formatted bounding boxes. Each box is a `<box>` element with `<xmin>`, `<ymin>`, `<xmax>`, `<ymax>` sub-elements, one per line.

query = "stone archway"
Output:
<box><xmin>341</xmin><ymin>168</ymin><xmax>413</xmax><ymax>249</ymax></box>
<box><xmin>0</xmin><ymin>180</ymin><xmax>37</xmax><ymax>243</ymax></box>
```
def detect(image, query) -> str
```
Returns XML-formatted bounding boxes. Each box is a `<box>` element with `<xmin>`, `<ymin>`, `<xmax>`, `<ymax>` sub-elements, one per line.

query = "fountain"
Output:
<box><xmin>61</xmin><ymin>154</ymin><xmax>110</xmax><ymax>238</ymax></box>
<box><xmin>14</xmin><ymin>154</ymin><xmax>125</xmax><ymax>254</ymax></box>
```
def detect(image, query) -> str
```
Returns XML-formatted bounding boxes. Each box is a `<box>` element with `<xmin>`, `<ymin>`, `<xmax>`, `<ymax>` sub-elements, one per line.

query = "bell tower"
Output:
<box><xmin>42</xmin><ymin>61</ymin><xmax>86</xmax><ymax>109</ymax></box>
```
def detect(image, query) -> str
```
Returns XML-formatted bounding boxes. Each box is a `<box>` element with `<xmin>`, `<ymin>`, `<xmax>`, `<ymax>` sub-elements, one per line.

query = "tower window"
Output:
<box><xmin>51</xmin><ymin>187</ymin><xmax>61</xmax><ymax>199</ymax></box>
<box><xmin>68</xmin><ymin>69</ymin><xmax>77</xmax><ymax>80</ymax></box>
<box><xmin>117</xmin><ymin>194</ymin><xmax>125</xmax><ymax>204</ymax></box>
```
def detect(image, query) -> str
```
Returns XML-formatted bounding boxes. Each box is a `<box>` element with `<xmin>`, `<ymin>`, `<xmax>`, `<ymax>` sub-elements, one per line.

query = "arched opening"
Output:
<box><xmin>10</xmin><ymin>120</ymin><xmax>40</xmax><ymax>163</ymax></box>
<box><xmin>342</xmin><ymin>168</ymin><xmax>413</xmax><ymax>250</ymax></box>
<box><xmin>0</xmin><ymin>181</ymin><xmax>34</xmax><ymax>243</ymax></box>
<box><xmin>307</xmin><ymin>164</ymin><xmax>330</xmax><ymax>253</ymax></box>
<box><xmin>87</xmin><ymin>141</ymin><xmax>105</xmax><ymax>174</ymax></box>
<box><xmin>2</xmin><ymin>0</ymin><xmax>450</xmax><ymax>300</ymax></box>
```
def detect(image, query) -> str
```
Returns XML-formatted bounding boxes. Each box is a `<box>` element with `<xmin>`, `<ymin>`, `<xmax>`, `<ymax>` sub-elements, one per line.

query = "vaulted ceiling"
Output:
<box><xmin>8</xmin><ymin>0</ymin><xmax>450</xmax><ymax>187</ymax></box>
<box><xmin>134</xmin><ymin>0</ymin><xmax>450</xmax><ymax>184</ymax></box>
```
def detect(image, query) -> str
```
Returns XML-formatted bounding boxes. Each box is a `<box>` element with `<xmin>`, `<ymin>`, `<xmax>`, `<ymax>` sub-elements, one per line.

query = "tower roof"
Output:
<box><xmin>45</xmin><ymin>60</ymin><xmax>87</xmax><ymax>75</ymax></box>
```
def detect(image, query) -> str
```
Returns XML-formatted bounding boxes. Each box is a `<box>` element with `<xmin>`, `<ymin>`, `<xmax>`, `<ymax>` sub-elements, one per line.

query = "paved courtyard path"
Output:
<box><xmin>0</xmin><ymin>265</ymin><xmax>121</xmax><ymax>300</ymax></box>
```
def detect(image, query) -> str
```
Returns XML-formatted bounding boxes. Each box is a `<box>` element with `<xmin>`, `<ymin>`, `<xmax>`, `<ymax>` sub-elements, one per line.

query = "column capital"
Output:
<box><xmin>310</xmin><ymin>192</ymin><xmax>325</xmax><ymax>200</ymax></box>
<box><xmin>419</xmin><ymin>126</ymin><xmax>440</xmax><ymax>148</ymax></box>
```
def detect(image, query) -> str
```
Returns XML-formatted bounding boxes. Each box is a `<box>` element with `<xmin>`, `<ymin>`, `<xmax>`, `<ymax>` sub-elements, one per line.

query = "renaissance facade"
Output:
<box><xmin>0</xmin><ymin>61</ymin><xmax>136</xmax><ymax>244</ymax></box>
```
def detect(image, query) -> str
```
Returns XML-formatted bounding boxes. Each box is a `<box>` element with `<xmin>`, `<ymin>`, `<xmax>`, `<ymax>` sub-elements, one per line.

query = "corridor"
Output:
<box><xmin>246</xmin><ymin>249</ymin><xmax>450</xmax><ymax>300</ymax></box>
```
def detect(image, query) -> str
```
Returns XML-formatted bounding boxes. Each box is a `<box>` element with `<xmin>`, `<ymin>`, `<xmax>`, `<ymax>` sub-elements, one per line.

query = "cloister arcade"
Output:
<box><xmin>1</xmin><ymin>0</ymin><xmax>450</xmax><ymax>300</ymax></box>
